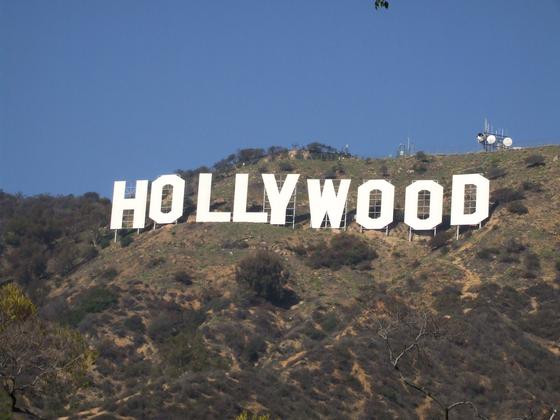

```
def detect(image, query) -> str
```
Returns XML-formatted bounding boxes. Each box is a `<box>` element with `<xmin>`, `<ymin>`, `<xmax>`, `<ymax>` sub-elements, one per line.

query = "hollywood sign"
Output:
<box><xmin>110</xmin><ymin>173</ymin><xmax>489</xmax><ymax>233</ymax></box>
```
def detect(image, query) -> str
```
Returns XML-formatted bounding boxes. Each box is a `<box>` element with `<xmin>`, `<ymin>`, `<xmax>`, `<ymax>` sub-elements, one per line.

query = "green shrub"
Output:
<box><xmin>476</xmin><ymin>247</ymin><xmax>500</xmax><ymax>260</ymax></box>
<box><xmin>278</xmin><ymin>161</ymin><xmax>294</xmax><ymax>171</ymax></box>
<box><xmin>173</xmin><ymin>271</ymin><xmax>193</xmax><ymax>286</ymax></box>
<box><xmin>522</xmin><ymin>180</ymin><xmax>543</xmax><ymax>192</ymax></box>
<box><xmin>75</xmin><ymin>287</ymin><xmax>118</xmax><ymax>313</ymax></box>
<box><xmin>98</xmin><ymin>236</ymin><xmax>112</xmax><ymax>249</ymax></box>
<box><xmin>120</xmin><ymin>235</ymin><xmax>133</xmax><ymax>247</ymax></box>
<box><xmin>243</xmin><ymin>335</ymin><xmax>267</xmax><ymax>362</ymax></box>
<box><xmin>412</xmin><ymin>162</ymin><xmax>427</xmax><ymax>174</ymax></box>
<box><xmin>147</xmin><ymin>308</ymin><xmax>206</xmax><ymax>343</ymax></box>
<box><xmin>524</xmin><ymin>252</ymin><xmax>541</xmax><ymax>273</ymax></box>
<box><xmin>503</xmin><ymin>238</ymin><xmax>526</xmax><ymax>253</ymax></box>
<box><xmin>146</xmin><ymin>256</ymin><xmax>165</xmax><ymax>268</ymax></box>
<box><xmin>124</xmin><ymin>315</ymin><xmax>146</xmax><ymax>334</ymax></box>
<box><xmin>100</xmin><ymin>267</ymin><xmax>118</xmax><ymax>281</ymax></box>
<box><xmin>308</xmin><ymin>234</ymin><xmax>377</xmax><ymax>270</ymax></box>
<box><xmin>236</xmin><ymin>250</ymin><xmax>289</xmax><ymax>302</ymax></box>
<box><xmin>322</xmin><ymin>168</ymin><xmax>337</xmax><ymax>179</ymax></box>
<box><xmin>507</xmin><ymin>201</ymin><xmax>528</xmax><ymax>215</ymax></box>
<box><xmin>317</xmin><ymin>312</ymin><xmax>339</xmax><ymax>333</ymax></box>
<box><xmin>486</xmin><ymin>165</ymin><xmax>507</xmax><ymax>180</ymax></box>
<box><xmin>379</xmin><ymin>165</ymin><xmax>389</xmax><ymax>177</ymax></box>
<box><xmin>162</xmin><ymin>331</ymin><xmax>224</xmax><ymax>375</ymax></box>
<box><xmin>236</xmin><ymin>411</ymin><xmax>271</xmax><ymax>420</ymax></box>
<box><xmin>64</xmin><ymin>286</ymin><xmax>118</xmax><ymax>326</ymax></box>
<box><xmin>525</xmin><ymin>154</ymin><xmax>545</xmax><ymax>168</ymax></box>
<box><xmin>429</xmin><ymin>231</ymin><xmax>452</xmax><ymax>250</ymax></box>
<box><xmin>491</xmin><ymin>188</ymin><xmax>524</xmax><ymax>205</ymax></box>
<box><xmin>222</xmin><ymin>239</ymin><xmax>249</xmax><ymax>249</ymax></box>
<box><xmin>415</xmin><ymin>151</ymin><xmax>429</xmax><ymax>162</ymax></box>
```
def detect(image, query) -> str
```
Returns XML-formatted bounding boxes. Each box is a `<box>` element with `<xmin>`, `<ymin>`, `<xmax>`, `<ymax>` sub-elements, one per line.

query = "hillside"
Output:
<box><xmin>1</xmin><ymin>145</ymin><xmax>560</xmax><ymax>419</ymax></box>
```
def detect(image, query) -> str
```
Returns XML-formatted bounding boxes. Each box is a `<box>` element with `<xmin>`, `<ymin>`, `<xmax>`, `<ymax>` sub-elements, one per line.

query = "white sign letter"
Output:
<box><xmin>110</xmin><ymin>180</ymin><xmax>149</xmax><ymax>229</ymax></box>
<box><xmin>356</xmin><ymin>180</ymin><xmax>395</xmax><ymax>230</ymax></box>
<box><xmin>262</xmin><ymin>174</ymin><xmax>300</xmax><ymax>225</ymax></box>
<box><xmin>149</xmin><ymin>174</ymin><xmax>185</xmax><ymax>224</ymax></box>
<box><xmin>404</xmin><ymin>180</ymin><xmax>443</xmax><ymax>230</ymax></box>
<box><xmin>196</xmin><ymin>173</ymin><xmax>231</xmax><ymax>222</ymax></box>
<box><xmin>233</xmin><ymin>174</ymin><xmax>267</xmax><ymax>223</ymax></box>
<box><xmin>450</xmin><ymin>174</ymin><xmax>489</xmax><ymax>226</ymax></box>
<box><xmin>307</xmin><ymin>179</ymin><xmax>351</xmax><ymax>229</ymax></box>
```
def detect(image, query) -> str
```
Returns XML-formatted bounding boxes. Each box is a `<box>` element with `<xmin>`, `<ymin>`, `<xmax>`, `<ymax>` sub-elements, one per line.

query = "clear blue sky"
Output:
<box><xmin>1</xmin><ymin>0</ymin><xmax>559</xmax><ymax>197</ymax></box>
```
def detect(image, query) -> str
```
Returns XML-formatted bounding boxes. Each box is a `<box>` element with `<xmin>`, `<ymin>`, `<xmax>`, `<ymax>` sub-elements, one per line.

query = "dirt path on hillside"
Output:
<box><xmin>453</xmin><ymin>256</ymin><xmax>481</xmax><ymax>298</ymax></box>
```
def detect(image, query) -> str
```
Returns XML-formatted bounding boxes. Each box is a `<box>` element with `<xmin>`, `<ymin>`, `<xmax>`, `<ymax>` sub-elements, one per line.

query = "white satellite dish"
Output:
<box><xmin>477</xmin><ymin>133</ymin><xmax>485</xmax><ymax>142</ymax></box>
<box><xmin>503</xmin><ymin>137</ymin><xmax>513</xmax><ymax>147</ymax></box>
<box><xmin>487</xmin><ymin>134</ymin><xmax>496</xmax><ymax>144</ymax></box>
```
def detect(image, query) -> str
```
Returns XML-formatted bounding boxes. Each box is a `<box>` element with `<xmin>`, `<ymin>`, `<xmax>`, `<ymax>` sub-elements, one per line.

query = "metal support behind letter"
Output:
<box><xmin>262</xmin><ymin>176</ymin><xmax>297</xmax><ymax>229</ymax></box>
<box><xmin>319</xmin><ymin>179</ymin><xmax>348</xmax><ymax>230</ymax></box>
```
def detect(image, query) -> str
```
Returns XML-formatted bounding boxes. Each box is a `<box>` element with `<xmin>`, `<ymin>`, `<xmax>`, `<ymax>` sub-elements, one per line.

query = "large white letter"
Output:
<box><xmin>307</xmin><ymin>179</ymin><xmax>351</xmax><ymax>229</ymax></box>
<box><xmin>262</xmin><ymin>174</ymin><xmax>300</xmax><ymax>225</ymax></box>
<box><xmin>233</xmin><ymin>174</ymin><xmax>267</xmax><ymax>223</ymax></box>
<box><xmin>356</xmin><ymin>180</ymin><xmax>395</xmax><ymax>230</ymax></box>
<box><xmin>404</xmin><ymin>180</ymin><xmax>443</xmax><ymax>230</ymax></box>
<box><xmin>196</xmin><ymin>173</ymin><xmax>231</xmax><ymax>222</ymax></box>
<box><xmin>110</xmin><ymin>180</ymin><xmax>149</xmax><ymax>229</ymax></box>
<box><xmin>450</xmin><ymin>174</ymin><xmax>489</xmax><ymax>226</ymax></box>
<box><xmin>149</xmin><ymin>174</ymin><xmax>185</xmax><ymax>224</ymax></box>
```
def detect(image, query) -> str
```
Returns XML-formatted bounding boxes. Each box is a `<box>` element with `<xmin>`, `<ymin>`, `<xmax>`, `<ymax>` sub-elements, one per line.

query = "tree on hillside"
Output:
<box><xmin>374</xmin><ymin>0</ymin><xmax>389</xmax><ymax>9</ymax></box>
<box><xmin>376</xmin><ymin>309</ymin><xmax>489</xmax><ymax>420</ymax></box>
<box><xmin>0</xmin><ymin>283</ymin><xmax>94</xmax><ymax>417</ymax></box>
<box><xmin>376</xmin><ymin>307</ymin><xmax>559</xmax><ymax>420</ymax></box>
<box><xmin>236</xmin><ymin>250</ymin><xmax>289</xmax><ymax>302</ymax></box>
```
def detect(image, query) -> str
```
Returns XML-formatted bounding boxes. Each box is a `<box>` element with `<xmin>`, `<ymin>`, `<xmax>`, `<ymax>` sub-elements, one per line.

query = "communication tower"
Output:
<box><xmin>477</xmin><ymin>118</ymin><xmax>513</xmax><ymax>152</ymax></box>
<box><xmin>396</xmin><ymin>137</ymin><xmax>414</xmax><ymax>158</ymax></box>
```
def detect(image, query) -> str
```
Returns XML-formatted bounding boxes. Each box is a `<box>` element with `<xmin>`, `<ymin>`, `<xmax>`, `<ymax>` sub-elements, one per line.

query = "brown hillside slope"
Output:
<box><xmin>12</xmin><ymin>146</ymin><xmax>560</xmax><ymax>419</ymax></box>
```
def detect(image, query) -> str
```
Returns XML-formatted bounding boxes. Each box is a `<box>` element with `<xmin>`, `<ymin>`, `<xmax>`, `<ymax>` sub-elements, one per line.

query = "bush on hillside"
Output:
<box><xmin>486</xmin><ymin>165</ymin><xmax>507</xmax><ymax>180</ymax></box>
<box><xmin>524</xmin><ymin>252</ymin><xmax>541</xmax><ymax>274</ymax></box>
<box><xmin>278</xmin><ymin>161</ymin><xmax>295</xmax><ymax>172</ymax></box>
<box><xmin>379</xmin><ymin>165</ymin><xmax>389</xmax><ymax>177</ymax></box>
<box><xmin>507</xmin><ymin>201</ymin><xmax>528</xmax><ymax>215</ymax></box>
<box><xmin>173</xmin><ymin>271</ymin><xmax>193</xmax><ymax>286</ymax></box>
<box><xmin>63</xmin><ymin>286</ymin><xmax>119</xmax><ymax>327</ymax></box>
<box><xmin>491</xmin><ymin>188</ymin><xmax>524</xmax><ymax>205</ymax></box>
<box><xmin>120</xmin><ymin>235</ymin><xmax>133</xmax><ymax>248</ymax></box>
<box><xmin>475</xmin><ymin>247</ymin><xmax>500</xmax><ymax>260</ymax></box>
<box><xmin>124</xmin><ymin>315</ymin><xmax>146</xmax><ymax>334</ymax></box>
<box><xmin>222</xmin><ymin>239</ymin><xmax>249</xmax><ymax>249</ymax></box>
<box><xmin>100</xmin><ymin>267</ymin><xmax>119</xmax><ymax>281</ymax></box>
<box><xmin>236</xmin><ymin>250</ymin><xmax>289</xmax><ymax>302</ymax></box>
<box><xmin>525</xmin><ymin>154</ymin><xmax>545</xmax><ymax>168</ymax></box>
<box><xmin>308</xmin><ymin>234</ymin><xmax>377</xmax><ymax>270</ymax></box>
<box><xmin>415</xmin><ymin>151</ymin><xmax>430</xmax><ymax>163</ymax></box>
<box><xmin>243</xmin><ymin>335</ymin><xmax>267</xmax><ymax>363</ymax></box>
<box><xmin>503</xmin><ymin>238</ymin><xmax>526</xmax><ymax>254</ymax></box>
<box><xmin>412</xmin><ymin>162</ymin><xmax>428</xmax><ymax>174</ymax></box>
<box><xmin>429</xmin><ymin>231</ymin><xmax>452</xmax><ymax>251</ymax></box>
<box><xmin>162</xmin><ymin>331</ymin><xmax>216</xmax><ymax>375</ymax></box>
<box><xmin>522</xmin><ymin>180</ymin><xmax>543</xmax><ymax>192</ymax></box>
<box><xmin>267</xmin><ymin>146</ymin><xmax>288</xmax><ymax>159</ymax></box>
<box><xmin>147</xmin><ymin>307</ymin><xmax>206</xmax><ymax>343</ymax></box>
<box><xmin>237</xmin><ymin>148</ymin><xmax>266</xmax><ymax>165</ymax></box>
